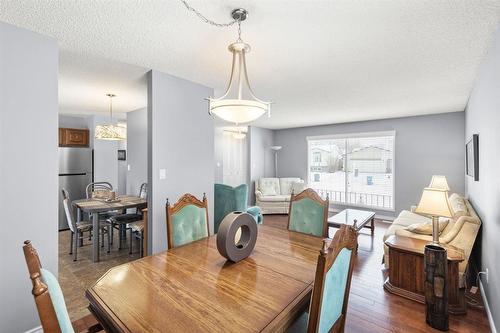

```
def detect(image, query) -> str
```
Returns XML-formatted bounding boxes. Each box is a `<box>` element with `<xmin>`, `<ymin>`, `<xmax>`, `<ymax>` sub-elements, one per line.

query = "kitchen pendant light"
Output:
<box><xmin>95</xmin><ymin>94</ymin><xmax>126</xmax><ymax>141</ymax></box>
<box><xmin>180</xmin><ymin>2</ymin><xmax>271</xmax><ymax>125</ymax></box>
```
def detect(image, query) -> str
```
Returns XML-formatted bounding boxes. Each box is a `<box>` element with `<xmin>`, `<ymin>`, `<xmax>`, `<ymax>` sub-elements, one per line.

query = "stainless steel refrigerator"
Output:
<box><xmin>58</xmin><ymin>147</ymin><xmax>93</xmax><ymax>230</ymax></box>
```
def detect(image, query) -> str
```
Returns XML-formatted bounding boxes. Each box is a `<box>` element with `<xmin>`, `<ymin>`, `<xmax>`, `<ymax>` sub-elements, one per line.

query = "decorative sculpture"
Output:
<box><xmin>217</xmin><ymin>211</ymin><xmax>258</xmax><ymax>262</ymax></box>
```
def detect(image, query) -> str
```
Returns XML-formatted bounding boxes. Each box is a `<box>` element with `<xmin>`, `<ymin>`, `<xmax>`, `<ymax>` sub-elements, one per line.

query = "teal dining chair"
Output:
<box><xmin>214</xmin><ymin>183</ymin><xmax>263</xmax><ymax>233</ymax></box>
<box><xmin>288</xmin><ymin>224</ymin><xmax>358</xmax><ymax>333</ymax></box>
<box><xmin>287</xmin><ymin>188</ymin><xmax>329</xmax><ymax>237</ymax></box>
<box><xmin>166</xmin><ymin>193</ymin><xmax>210</xmax><ymax>249</ymax></box>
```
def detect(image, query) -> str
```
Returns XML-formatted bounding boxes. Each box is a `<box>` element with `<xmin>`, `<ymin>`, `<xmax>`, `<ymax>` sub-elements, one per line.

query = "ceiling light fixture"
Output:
<box><xmin>95</xmin><ymin>94</ymin><xmax>127</xmax><ymax>141</ymax></box>
<box><xmin>180</xmin><ymin>2</ymin><xmax>272</xmax><ymax>125</ymax></box>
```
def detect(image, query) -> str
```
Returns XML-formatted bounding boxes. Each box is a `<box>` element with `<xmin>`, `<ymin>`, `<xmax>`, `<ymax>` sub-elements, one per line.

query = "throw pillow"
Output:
<box><xmin>449</xmin><ymin>193</ymin><xmax>468</xmax><ymax>218</ymax></box>
<box><xmin>407</xmin><ymin>219</ymin><xmax>449</xmax><ymax>235</ymax></box>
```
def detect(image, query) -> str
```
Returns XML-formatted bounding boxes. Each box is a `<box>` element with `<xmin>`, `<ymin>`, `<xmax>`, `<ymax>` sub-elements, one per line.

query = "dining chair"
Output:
<box><xmin>23</xmin><ymin>240</ymin><xmax>103</xmax><ymax>333</ymax></box>
<box><xmin>287</xmin><ymin>188</ymin><xmax>329</xmax><ymax>237</ymax></box>
<box><xmin>166</xmin><ymin>193</ymin><xmax>210</xmax><ymax>249</ymax></box>
<box><xmin>62</xmin><ymin>189</ymin><xmax>111</xmax><ymax>261</ymax></box>
<box><xmin>288</xmin><ymin>224</ymin><xmax>358</xmax><ymax>333</ymax></box>
<box><xmin>127</xmin><ymin>220</ymin><xmax>145</xmax><ymax>257</ymax></box>
<box><xmin>109</xmin><ymin>182</ymin><xmax>147</xmax><ymax>250</ymax></box>
<box><xmin>85</xmin><ymin>181</ymin><xmax>113</xmax><ymax>199</ymax></box>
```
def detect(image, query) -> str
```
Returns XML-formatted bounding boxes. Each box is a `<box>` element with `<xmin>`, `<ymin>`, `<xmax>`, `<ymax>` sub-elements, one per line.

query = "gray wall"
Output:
<box><xmin>465</xmin><ymin>24</ymin><xmax>500</xmax><ymax>332</ymax></box>
<box><xmin>274</xmin><ymin>112</ymin><xmax>465</xmax><ymax>217</ymax></box>
<box><xmin>148</xmin><ymin>70</ymin><xmax>214</xmax><ymax>253</ymax></box>
<box><xmin>126</xmin><ymin>108</ymin><xmax>147</xmax><ymax>195</ymax></box>
<box><xmin>90</xmin><ymin>115</ymin><xmax>120</xmax><ymax>190</ymax></box>
<box><xmin>214</xmin><ymin>126</ymin><xmax>224</xmax><ymax>183</ymax></box>
<box><xmin>0</xmin><ymin>22</ymin><xmax>58</xmax><ymax>332</ymax></box>
<box><xmin>248</xmin><ymin>127</ymin><xmax>276</xmax><ymax>204</ymax></box>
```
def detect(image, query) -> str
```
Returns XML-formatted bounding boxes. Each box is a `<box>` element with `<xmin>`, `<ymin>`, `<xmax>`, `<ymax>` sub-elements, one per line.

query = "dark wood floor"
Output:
<box><xmin>72</xmin><ymin>215</ymin><xmax>491</xmax><ymax>333</ymax></box>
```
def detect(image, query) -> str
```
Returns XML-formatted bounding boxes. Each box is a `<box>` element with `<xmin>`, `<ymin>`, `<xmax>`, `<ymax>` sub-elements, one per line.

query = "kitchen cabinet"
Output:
<box><xmin>59</xmin><ymin>128</ymin><xmax>89</xmax><ymax>147</ymax></box>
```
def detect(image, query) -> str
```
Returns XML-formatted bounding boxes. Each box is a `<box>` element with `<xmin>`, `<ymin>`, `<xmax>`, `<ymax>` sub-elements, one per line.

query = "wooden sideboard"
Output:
<box><xmin>59</xmin><ymin>128</ymin><xmax>89</xmax><ymax>147</ymax></box>
<box><xmin>384</xmin><ymin>235</ymin><xmax>466</xmax><ymax>314</ymax></box>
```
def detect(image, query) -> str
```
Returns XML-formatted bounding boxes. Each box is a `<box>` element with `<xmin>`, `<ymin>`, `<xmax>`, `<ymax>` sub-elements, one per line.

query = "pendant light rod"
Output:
<box><xmin>106</xmin><ymin>93</ymin><xmax>116</xmax><ymax>122</ymax></box>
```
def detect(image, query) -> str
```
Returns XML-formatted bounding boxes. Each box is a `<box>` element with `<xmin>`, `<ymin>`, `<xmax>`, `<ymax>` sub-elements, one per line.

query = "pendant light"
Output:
<box><xmin>95</xmin><ymin>94</ymin><xmax>126</xmax><ymax>141</ymax></box>
<box><xmin>180</xmin><ymin>2</ymin><xmax>272</xmax><ymax>125</ymax></box>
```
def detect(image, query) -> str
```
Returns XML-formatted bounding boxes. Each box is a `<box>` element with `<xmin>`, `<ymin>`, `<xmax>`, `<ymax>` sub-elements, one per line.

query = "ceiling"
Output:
<box><xmin>1</xmin><ymin>0</ymin><xmax>499</xmax><ymax>128</ymax></box>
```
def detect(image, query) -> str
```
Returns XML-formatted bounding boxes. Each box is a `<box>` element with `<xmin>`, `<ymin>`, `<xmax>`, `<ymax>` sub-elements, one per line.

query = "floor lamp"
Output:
<box><xmin>270</xmin><ymin>146</ymin><xmax>282</xmax><ymax>177</ymax></box>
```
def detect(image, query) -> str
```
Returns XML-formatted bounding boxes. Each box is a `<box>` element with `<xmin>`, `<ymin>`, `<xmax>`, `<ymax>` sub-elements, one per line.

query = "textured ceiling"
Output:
<box><xmin>1</xmin><ymin>0</ymin><xmax>499</xmax><ymax>128</ymax></box>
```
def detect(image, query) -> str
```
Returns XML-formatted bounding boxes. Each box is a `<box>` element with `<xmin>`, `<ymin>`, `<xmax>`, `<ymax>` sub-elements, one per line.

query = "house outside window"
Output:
<box><xmin>307</xmin><ymin>131</ymin><xmax>395</xmax><ymax>210</ymax></box>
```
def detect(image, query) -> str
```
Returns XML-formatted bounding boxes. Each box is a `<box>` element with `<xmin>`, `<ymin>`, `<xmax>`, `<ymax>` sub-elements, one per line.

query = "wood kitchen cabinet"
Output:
<box><xmin>59</xmin><ymin>128</ymin><xmax>89</xmax><ymax>147</ymax></box>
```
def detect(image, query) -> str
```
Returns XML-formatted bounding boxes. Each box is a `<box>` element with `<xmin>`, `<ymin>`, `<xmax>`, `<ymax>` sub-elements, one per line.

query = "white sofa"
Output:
<box><xmin>255</xmin><ymin>178</ymin><xmax>305</xmax><ymax>214</ymax></box>
<box><xmin>383</xmin><ymin>193</ymin><xmax>481</xmax><ymax>288</ymax></box>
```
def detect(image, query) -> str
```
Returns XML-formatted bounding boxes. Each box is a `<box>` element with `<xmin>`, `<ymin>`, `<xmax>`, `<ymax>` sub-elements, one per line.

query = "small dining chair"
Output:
<box><xmin>166</xmin><ymin>193</ymin><xmax>210</xmax><ymax>249</ymax></box>
<box><xmin>287</xmin><ymin>224</ymin><xmax>358</xmax><ymax>333</ymax></box>
<box><xmin>287</xmin><ymin>188</ymin><xmax>329</xmax><ymax>237</ymax></box>
<box><xmin>62</xmin><ymin>189</ymin><xmax>110</xmax><ymax>261</ymax></box>
<box><xmin>23</xmin><ymin>240</ymin><xmax>103</xmax><ymax>333</ymax></box>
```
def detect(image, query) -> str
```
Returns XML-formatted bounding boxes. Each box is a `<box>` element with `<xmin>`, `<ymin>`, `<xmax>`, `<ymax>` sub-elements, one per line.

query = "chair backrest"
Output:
<box><xmin>214</xmin><ymin>183</ymin><xmax>248</xmax><ymax>233</ymax></box>
<box><xmin>166</xmin><ymin>193</ymin><xmax>209</xmax><ymax>249</ymax></box>
<box><xmin>23</xmin><ymin>240</ymin><xmax>74</xmax><ymax>333</ymax></box>
<box><xmin>288</xmin><ymin>188</ymin><xmax>329</xmax><ymax>237</ymax></box>
<box><xmin>61</xmin><ymin>192</ymin><xmax>76</xmax><ymax>233</ymax></box>
<box><xmin>85</xmin><ymin>181</ymin><xmax>113</xmax><ymax>199</ymax></box>
<box><xmin>139</xmin><ymin>182</ymin><xmax>148</xmax><ymax>199</ymax></box>
<box><xmin>307</xmin><ymin>225</ymin><xmax>358</xmax><ymax>333</ymax></box>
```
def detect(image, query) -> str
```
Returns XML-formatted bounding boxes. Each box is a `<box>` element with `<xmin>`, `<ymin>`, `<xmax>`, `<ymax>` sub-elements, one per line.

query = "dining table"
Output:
<box><xmin>86</xmin><ymin>225</ymin><xmax>324</xmax><ymax>332</ymax></box>
<box><xmin>72</xmin><ymin>195</ymin><xmax>147</xmax><ymax>262</ymax></box>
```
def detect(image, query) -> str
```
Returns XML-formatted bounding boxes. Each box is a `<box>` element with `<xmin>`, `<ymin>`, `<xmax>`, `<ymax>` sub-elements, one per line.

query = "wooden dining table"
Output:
<box><xmin>72</xmin><ymin>196</ymin><xmax>147</xmax><ymax>262</ymax></box>
<box><xmin>86</xmin><ymin>225</ymin><xmax>324</xmax><ymax>332</ymax></box>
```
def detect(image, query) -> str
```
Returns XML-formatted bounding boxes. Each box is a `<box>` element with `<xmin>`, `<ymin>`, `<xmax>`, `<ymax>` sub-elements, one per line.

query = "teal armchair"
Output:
<box><xmin>214</xmin><ymin>183</ymin><xmax>263</xmax><ymax>233</ymax></box>
<box><xmin>287</xmin><ymin>188</ymin><xmax>329</xmax><ymax>237</ymax></box>
<box><xmin>166</xmin><ymin>193</ymin><xmax>210</xmax><ymax>249</ymax></box>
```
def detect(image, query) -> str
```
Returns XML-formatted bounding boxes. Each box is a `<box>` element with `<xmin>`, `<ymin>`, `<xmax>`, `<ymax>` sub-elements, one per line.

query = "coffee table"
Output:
<box><xmin>328</xmin><ymin>208</ymin><xmax>375</xmax><ymax>235</ymax></box>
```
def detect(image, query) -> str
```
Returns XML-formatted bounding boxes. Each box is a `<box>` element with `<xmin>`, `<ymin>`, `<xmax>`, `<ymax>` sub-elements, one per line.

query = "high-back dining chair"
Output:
<box><xmin>23</xmin><ymin>240</ymin><xmax>103</xmax><ymax>333</ymax></box>
<box><xmin>307</xmin><ymin>224</ymin><xmax>357</xmax><ymax>333</ymax></box>
<box><xmin>85</xmin><ymin>181</ymin><xmax>113</xmax><ymax>199</ymax></box>
<box><xmin>166</xmin><ymin>193</ymin><xmax>209</xmax><ymax>249</ymax></box>
<box><xmin>287</xmin><ymin>188</ymin><xmax>329</xmax><ymax>237</ymax></box>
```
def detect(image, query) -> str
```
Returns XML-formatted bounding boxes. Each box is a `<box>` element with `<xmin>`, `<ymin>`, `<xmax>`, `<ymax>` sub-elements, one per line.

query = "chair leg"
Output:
<box><xmin>110</xmin><ymin>222</ymin><xmax>114</xmax><ymax>245</ymax></box>
<box><xmin>73</xmin><ymin>230</ymin><xmax>78</xmax><ymax>262</ymax></box>
<box><xmin>69</xmin><ymin>231</ymin><xmax>73</xmax><ymax>255</ymax></box>
<box><xmin>107</xmin><ymin>225</ymin><xmax>111</xmax><ymax>254</ymax></box>
<box><xmin>129</xmin><ymin>228</ymin><xmax>133</xmax><ymax>255</ymax></box>
<box><xmin>101</xmin><ymin>227</ymin><xmax>105</xmax><ymax>248</ymax></box>
<box><xmin>140</xmin><ymin>231</ymin><xmax>144</xmax><ymax>258</ymax></box>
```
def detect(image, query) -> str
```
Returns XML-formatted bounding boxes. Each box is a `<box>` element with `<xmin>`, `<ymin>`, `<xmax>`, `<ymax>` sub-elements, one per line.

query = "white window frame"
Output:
<box><xmin>306</xmin><ymin>130</ymin><xmax>396</xmax><ymax>212</ymax></box>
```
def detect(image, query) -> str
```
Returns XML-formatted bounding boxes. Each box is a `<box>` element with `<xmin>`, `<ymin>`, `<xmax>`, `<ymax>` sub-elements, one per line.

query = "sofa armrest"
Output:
<box><xmin>255</xmin><ymin>190</ymin><xmax>263</xmax><ymax>200</ymax></box>
<box><xmin>394</xmin><ymin>229</ymin><xmax>434</xmax><ymax>242</ymax></box>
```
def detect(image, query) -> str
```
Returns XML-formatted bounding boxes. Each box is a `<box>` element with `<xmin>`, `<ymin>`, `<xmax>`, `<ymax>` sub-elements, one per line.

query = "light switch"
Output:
<box><xmin>127</xmin><ymin>164</ymin><xmax>131</xmax><ymax>171</ymax></box>
<box><xmin>159</xmin><ymin>168</ymin><xmax>166</xmax><ymax>180</ymax></box>
<box><xmin>216</xmin><ymin>162</ymin><xmax>221</xmax><ymax>167</ymax></box>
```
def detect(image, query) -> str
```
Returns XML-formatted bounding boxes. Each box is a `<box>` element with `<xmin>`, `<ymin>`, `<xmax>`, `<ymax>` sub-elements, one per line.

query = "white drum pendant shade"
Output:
<box><xmin>208</xmin><ymin>41</ymin><xmax>271</xmax><ymax>125</ymax></box>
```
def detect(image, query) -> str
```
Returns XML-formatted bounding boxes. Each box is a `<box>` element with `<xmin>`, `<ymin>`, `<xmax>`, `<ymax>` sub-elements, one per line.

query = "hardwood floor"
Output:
<box><xmin>70</xmin><ymin>214</ymin><xmax>491</xmax><ymax>333</ymax></box>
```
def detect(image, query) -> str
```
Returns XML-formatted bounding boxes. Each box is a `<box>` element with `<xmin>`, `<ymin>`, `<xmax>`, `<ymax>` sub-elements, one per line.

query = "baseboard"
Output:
<box><xmin>480</xmin><ymin>280</ymin><xmax>498</xmax><ymax>333</ymax></box>
<box><xmin>24</xmin><ymin>326</ymin><xmax>42</xmax><ymax>333</ymax></box>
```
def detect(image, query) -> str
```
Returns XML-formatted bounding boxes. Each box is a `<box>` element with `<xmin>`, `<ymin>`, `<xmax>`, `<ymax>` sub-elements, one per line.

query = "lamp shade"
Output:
<box><xmin>429</xmin><ymin>175</ymin><xmax>450</xmax><ymax>191</ymax></box>
<box><xmin>415</xmin><ymin>187</ymin><xmax>453</xmax><ymax>218</ymax></box>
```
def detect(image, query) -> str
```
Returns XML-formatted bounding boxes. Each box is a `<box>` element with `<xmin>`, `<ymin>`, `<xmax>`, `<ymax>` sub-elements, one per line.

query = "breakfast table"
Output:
<box><xmin>86</xmin><ymin>225</ymin><xmax>324</xmax><ymax>332</ymax></box>
<box><xmin>72</xmin><ymin>196</ymin><xmax>147</xmax><ymax>262</ymax></box>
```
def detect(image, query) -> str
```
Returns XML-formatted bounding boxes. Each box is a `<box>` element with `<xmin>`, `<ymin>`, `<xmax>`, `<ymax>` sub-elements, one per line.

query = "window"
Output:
<box><xmin>307</xmin><ymin>131</ymin><xmax>395</xmax><ymax>210</ymax></box>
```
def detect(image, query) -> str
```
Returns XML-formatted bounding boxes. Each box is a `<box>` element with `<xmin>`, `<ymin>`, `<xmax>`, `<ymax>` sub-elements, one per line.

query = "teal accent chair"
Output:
<box><xmin>287</xmin><ymin>188</ymin><xmax>329</xmax><ymax>238</ymax></box>
<box><xmin>166</xmin><ymin>193</ymin><xmax>210</xmax><ymax>249</ymax></box>
<box><xmin>287</xmin><ymin>224</ymin><xmax>358</xmax><ymax>333</ymax></box>
<box><xmin>23</xmin><ymin>240</ymin><xmax>102</xmax><ymax>333</ymax></box>
<box><xmin>214</xmin><ymin>183</ymin><xmax>263</xmax><ymax>233</ymax></box>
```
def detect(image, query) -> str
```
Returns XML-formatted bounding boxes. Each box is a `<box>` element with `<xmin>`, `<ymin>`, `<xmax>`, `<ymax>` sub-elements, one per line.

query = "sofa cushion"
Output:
<box><xmin>291</xmin><ymin>181</ymin><xmax>307</xmax><ymax>194</ymax></box>
<box><xmin>407</xmin><ymin>218</ymin><xmax>449</xmax><ymax>235</ymax></box>
<box><xmin>259</xmin><ymin>178</ymin><xmax>280</xmax><ymax>196</ymax></box>
<box><xmin>449</xmin><ymin>193</ymin><xmax>468</xmax><ymax>218</ymax></box>
<box><xmin>279</xmin><ymin>178</ymin><xmax>302</xmax><ymax>195</ymax></box>
<box><xmin>258</xmin><ymin>195</ymin><xmax>291</xmax><ymax>202</ymax></box>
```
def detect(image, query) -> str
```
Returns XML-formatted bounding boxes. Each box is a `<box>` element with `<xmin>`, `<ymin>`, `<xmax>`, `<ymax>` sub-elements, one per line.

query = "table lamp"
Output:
<box><xmin>429</xmin><ymin>175</ymin><xmax>450</xmax><ymax>191</ymax></box>
<box><xmin>414</xmin><ymin>187</ymin><xmax>453</xmax><ymax>244</ymax></box>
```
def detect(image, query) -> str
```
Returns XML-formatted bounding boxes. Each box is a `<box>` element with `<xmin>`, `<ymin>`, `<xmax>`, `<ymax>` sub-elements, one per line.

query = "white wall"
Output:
<box><xmin>91</xmin><ymin>115</ymin><xmax>119</xmax><ymax>190</ymax></box>
<box><xmin>274</xmin><ymin>112</ymin><xmax>465</xmax><ymax>217</ymax></box>
<box><xmin>465</xmin><ymin>24</ymin><xmax>500</xmax><ymax>333</ymax></box>
<box><xmin>0</xmin><ymin>22</ymin><xmax>58</xmax><ymax>332</ymax></box>
<box><xmin>148</xmin><ymin>70</ymin><xmax>214</xmax><ymax>253</ymax></box>
<box><xmin>126</xmin><ymin>108</ymin><xmax>147</xmax><ymax>195</ymax></box>
<box><xmin>248</xmin><ymin>126</ymin><xmax>275</xmax><ymax>204</ymax></box>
